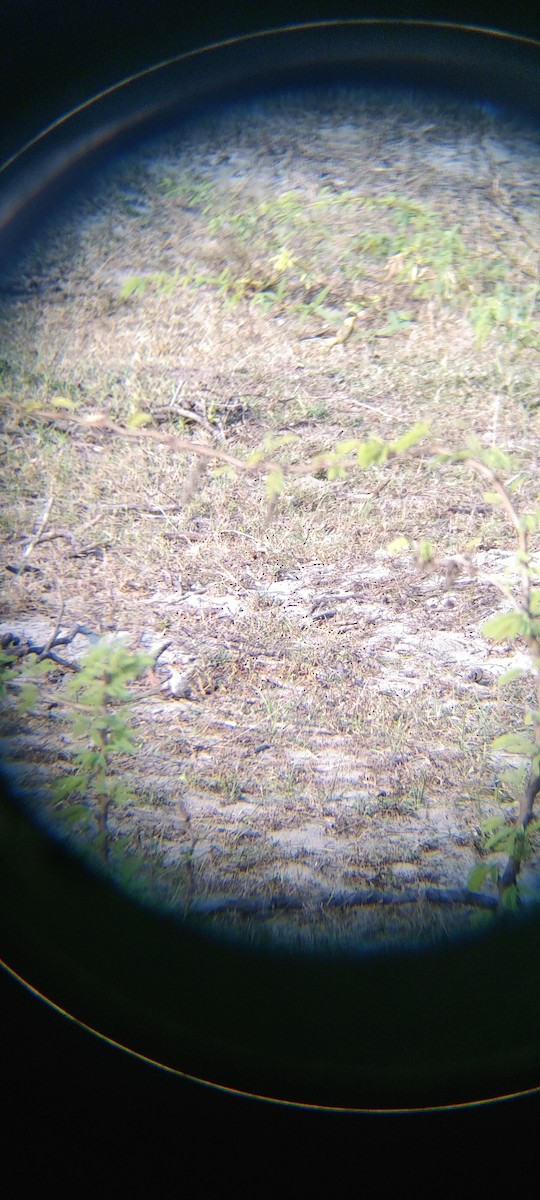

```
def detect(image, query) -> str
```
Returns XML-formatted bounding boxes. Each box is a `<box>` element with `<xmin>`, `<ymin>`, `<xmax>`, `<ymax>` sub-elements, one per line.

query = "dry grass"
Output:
<box><xmin>1</xmin><ymin>86</ymin><xmax>540</xmax><ymax>951</ymax></box>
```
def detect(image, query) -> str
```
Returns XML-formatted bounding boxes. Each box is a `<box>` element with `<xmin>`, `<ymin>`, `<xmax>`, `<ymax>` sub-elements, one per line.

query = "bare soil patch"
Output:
<box><xmin>1</xmin><ymin>87</ymin><xmax>540</xmax><ymax>950</ymax></box>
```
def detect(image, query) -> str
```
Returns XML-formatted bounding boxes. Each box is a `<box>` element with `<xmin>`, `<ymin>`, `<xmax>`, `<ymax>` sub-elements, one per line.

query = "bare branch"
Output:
<box><xmin>17</xmin><ymin>489</ymin><xmax>55</xmax><ymax>572</ymax></box>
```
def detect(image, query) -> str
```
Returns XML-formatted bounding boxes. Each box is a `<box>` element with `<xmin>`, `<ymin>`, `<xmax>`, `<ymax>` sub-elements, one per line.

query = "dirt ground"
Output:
<box><xmin>1</xmin><ymin>86</ymin><xmax>540</xmax><ymax>951</ymax></box>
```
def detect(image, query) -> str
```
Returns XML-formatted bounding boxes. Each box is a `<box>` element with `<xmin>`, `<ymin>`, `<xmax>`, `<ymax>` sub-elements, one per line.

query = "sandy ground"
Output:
<box><xmin>1</xmin><ymin>86</ymin><xmax>540</xmax><ymax>950</ymax></box>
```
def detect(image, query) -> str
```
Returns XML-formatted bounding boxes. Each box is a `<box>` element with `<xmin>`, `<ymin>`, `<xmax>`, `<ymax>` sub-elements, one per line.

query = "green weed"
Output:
<box><xmin>51</xmin><ymin>637</ymin><xmax>154</xmax><ymax>864</ymax></box>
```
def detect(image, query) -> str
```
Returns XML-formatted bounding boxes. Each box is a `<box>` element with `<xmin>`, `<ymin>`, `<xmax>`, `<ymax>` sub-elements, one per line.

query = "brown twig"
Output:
<box><xmin>30</xmin><ymin>408</ymin><xmax>389</xmax><ymax>483</ymax></box>
<box><xmin>17</xmin><ymin>489</ymin><xmax>54</xmax><ymax>572</ymax></box>
<box><xmin>39</xmin><ymin>597</ymin><xmax>65</xmax><ymax>660</ymax></box>
<box><xmin>30</xmin><ymin>528</ymin><xmax>76</xmax><ymax>547</ymax></box>
<box><xmin>1</xmin><ymin>622</ymin><xmax>97</xmax><ymax>670</ymax></box>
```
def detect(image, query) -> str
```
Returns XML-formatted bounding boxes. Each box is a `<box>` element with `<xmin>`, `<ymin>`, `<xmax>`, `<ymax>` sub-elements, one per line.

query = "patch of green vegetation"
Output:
<box><xmin>465</xmin><ymin>484</ymin><xmax>540</xmax><ymax>911</ymax></box>
<box><xmin>158</xmin><ymin>171</ymin><xmax>215</xmax><ymax>210</ymax></box>
<box><xmin>0</xmin><ymin>635</ymin><xmax>163</xmax><ymax>901</ymax></box>
<box><xmin>49</xmin><ymin>637</ymin><xmax>154</xmax><ymax>863</ymax></box>
<box><xmin>117</xmin><ymin>178</ymin><xmax>539</xmax><ymax>352</ymax></box>
<box><xmin>469</xmin><ymin>282</ymin><xmax>539</xmax><ymax>348</ymax></box>
<box><xmin>214</xmin><ymin>768</ymin><xmax>246</xmax><ymax>804</ymax></box>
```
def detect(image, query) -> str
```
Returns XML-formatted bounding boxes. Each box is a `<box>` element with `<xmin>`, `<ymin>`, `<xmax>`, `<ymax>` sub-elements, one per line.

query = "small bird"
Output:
<box><xmin>300</xmin><ymin>312</ymin><xmax>358</xmax><ymax>351</ymax></box>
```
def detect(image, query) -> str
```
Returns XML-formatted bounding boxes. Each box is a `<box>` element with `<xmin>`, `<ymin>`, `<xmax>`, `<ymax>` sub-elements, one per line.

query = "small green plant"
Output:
<box><xmin>469</xmin><ymin>282</ymin><xmax>539</xmax><ymax>348</ymax></box>
<box><xmin>0</xmin><ymin>641</ymin><xmax>58</xmax><ymax>711</ymax></box>
<box><xmin>463</xmin><ymin>458</ymin><xmax>540</xmax><ymax>909</ymax></box>
<box><xmin>215</xmin><ymin>769</ymin><xmax>245</xmax><ymax>805</ymax></box>
<box><xmin>158</xmin><ymin>172</ymin><xmax>214</xmax><ymax>209</ymax></box>
<box><xmin>0</xmin><ymin>646</ymin><xmax>15</xmax><ymax>701</ymax></box>
<box><xmin>52</xmin><ymin>637</ymin><xmax>154</xmax><ymax>863</ymax></box>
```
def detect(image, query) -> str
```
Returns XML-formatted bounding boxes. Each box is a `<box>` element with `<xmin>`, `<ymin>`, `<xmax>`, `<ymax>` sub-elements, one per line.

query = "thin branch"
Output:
<box><xmin>341</xmin><ymin>397</ymin><xmax>394</xmax><ymax>418</ymax></box>
<box><xmin>29</xmin><ymin>528</ymin><xmax>76</xmax><ymax>547</ymax></box>
<box><xmin>30</xmin><ymin>408</ymin><xmax>386</xmax><ymax>482</ymax></box>
<box><xmin>40</xmin><ymin>597</ymin><xmax>65</xmax><ymax>660</ymax></box>
<box><xmin>463</xmin><ymin>455</ymin><xmax>526</xmax><ymax>551</ymax></box>
<box><xmin>1</xmin><ymin>622</ymin><xmax>96</xmax><ymax>667</ymax></box>
<box><xmin>18</xmin><ymin>489</ymin><xmax>54</xmax><ymax>571</ymax></box>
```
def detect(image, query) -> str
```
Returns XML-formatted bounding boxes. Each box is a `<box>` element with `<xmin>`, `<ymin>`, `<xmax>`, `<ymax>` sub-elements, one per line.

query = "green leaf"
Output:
<box><xmin>521</xmin><ymin>512</ymin><xmax>540</xmax><ymax>533</ymax></box>
<box><xmin>308</xmin><ymin>286</ymin><xmax>330</xmax><ymax>310</ymax></box>
<box><xmin>482</xmin><ymin>612</ymin><xmax>530</xmax><ymax>641</ymax></box>
<box><xmin>468</xmin><ymin>863</ymin><xmax>499</xmax><ymax>892</ymax></box>
<box><xmin>511</xmin><ymin>826</ymin><xmax>526</xmax><ymax>860</ymax></box>
<box><xmin>356</xmin><ymin>438</ymin><xmax>387</xmax><ymax>469</ymax></box>
<box><xmin>108</xmin><ymin>781</ymin><xmax>133</xmax><ymax>805</ymax></box>
<box><xmin>127</xmin><ymin>411</ymin><xmax>152</xmax><ymax>430</ymax></box>
<box><xmin>246</xmin><ymin>449</ymin><xmax>266</xmax><ymax>467</ymax></box>
<box><xmin>266</xmin><ymin>468</ymin><xmax>284</xmax><ymax>501</ymax></box>
<box><xmin>480</xmin><ymin>815</ymin><xmax>506</xmax><ymax>835</ymax></box>
<box><xmin>327</xmin><ymin>464</ymin><xmax>347</xmax><ymax>481</ymax></box>
<box><xmin>498</xmin><ymin>763</ymin><xmax>529</xmax><ymax>796</ymax></box>
<box><xmin>497</xmin><ymin>668</ymin><xmax>525</xmax><ymax>687</ymax></box>
<box><xmin>485</xmin><ymin>828</ymin><xmax>513</xmax><ymax>853</ymax></box>
<box><xmin>112</xmin><ymin>736</ymin><xmax>138</xmax><ymax>756</ymax></box>
<box><xmin>418</xmin><ymin>538</ymin><xmax>434</xmax><ymax>564</ymax></box>
<box><xmin>119</xmin><ymin>275</ymin><xmax>147</xmax><ymax>300</ymax></box>
<box><xmin>463</xmin><ymin>440</ymin><xmax>514</xmax><ymax>472</ymax></box>
<box><xmin>269</xmin><ymin>247</ymin><xmax>297</xmax><ymax>273</ymax></box>
<box><xmin>50</xmin><ymin>395</ymin><xmax>76</xmax><ymax>409</ymax></box>
<box><xmin>60</xmin><ymin>804</ymin><xmax>92</xmax><ymax>828</ymax></box>
<box><xmin>389</xmin><ymin>421</ymin><xmax>431</xmax><ymax>454</ymax></box>
<box><xmin>32</xmin><ymin>658</ymin><xmax>59</xmax><ymax>678</ymax></box>
<box><xmin>492</xmin><ymin>733</ymin><xmax>537</xmax><ymax>755</ymax></box>
<box><xmin>386</xmin><ymin>536</ymin><xmax>410</xmax><ymax>555</ymax></box>
<box><xmin>335</xmin><ymin>439</ymin><xmax>362</xmax><ymax>455</ymax></box>
<box><xmin>263</xmin><ymin>433</ymin><xmax>298</xmax><ymax>452</ymax></box>
<box><xmin>83</xmin><ymin>750</ymin><xmax>109</xmax><ymax>772</ymax></box>
<box><xmin>500</xmin><ymin>885</ymin><xmax>521</xmax><ymax>911</ymax></box>
<box><xmin>52</xmin><ymin>776</ymin><xmax>87</xmax><ymax>801</ymax></box>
